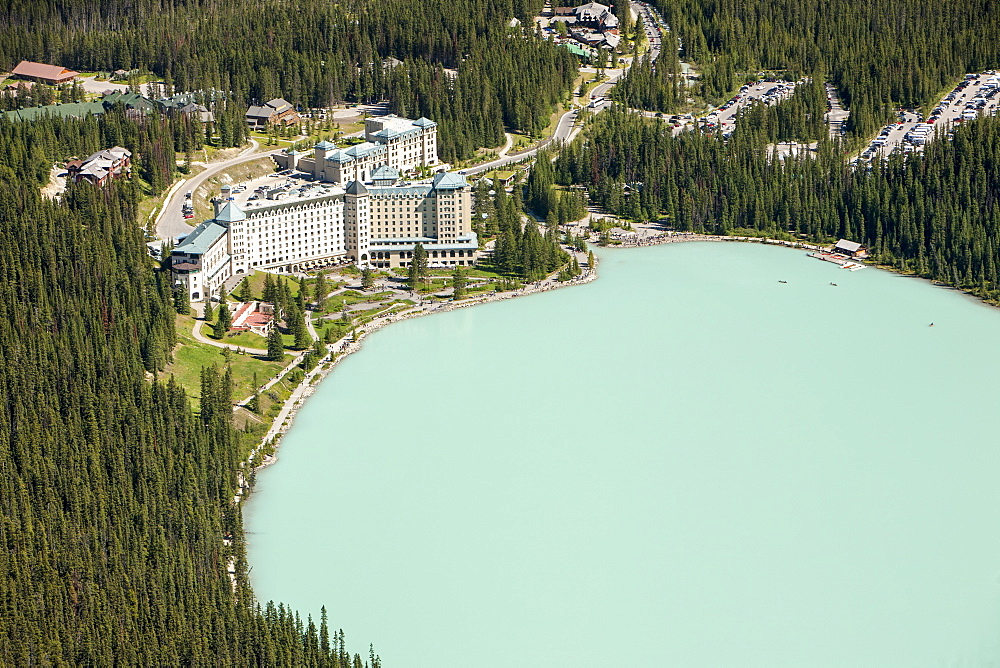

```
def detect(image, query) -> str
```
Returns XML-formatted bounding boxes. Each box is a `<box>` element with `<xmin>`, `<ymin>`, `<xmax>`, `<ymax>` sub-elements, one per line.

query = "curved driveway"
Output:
<box><xmin>156</xmin><ymin>140</ymin><xmax>283</xmax><ymax>241</ymax></box>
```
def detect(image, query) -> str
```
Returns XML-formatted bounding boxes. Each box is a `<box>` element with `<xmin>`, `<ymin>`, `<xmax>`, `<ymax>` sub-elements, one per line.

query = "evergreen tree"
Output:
<box><xmin>238</xmin><ymin>276</ymin><xmax>254</xmax><ymax>302</ymax></box>
<box><xmin>451</xmin><ymin>265</ymin><xmax>468</xmax><ymax>299</ymax></box>
<box><xmin>361</xmin><ymin>267</ymin><xmax>375</xmax><ymax>290</ymax></box>
<box><xmin>174</xmin><ymin>284</ymin><xmax>191</xmax><ymax>314</ymax></box>
<box><xmin>408</xmin><ymin>243</ymin><xmax>429</xmax><ymax>289</ymax></box>
<box><xmin>266</xmin><ymin>326</ymin><xmax>285</xmax><ymax>361</ymax></box>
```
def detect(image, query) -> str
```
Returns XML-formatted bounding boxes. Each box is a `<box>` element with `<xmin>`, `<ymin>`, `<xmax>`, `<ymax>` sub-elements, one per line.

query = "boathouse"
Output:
<box><xmin>833</xmin><ymin>239</ymin><xmax>868</xmax><ymax>258</ymax></box>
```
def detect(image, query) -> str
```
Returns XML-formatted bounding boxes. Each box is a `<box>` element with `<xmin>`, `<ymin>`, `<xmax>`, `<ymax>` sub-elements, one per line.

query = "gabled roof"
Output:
<box><xmin>834</xmin><ymin>239</ymin><xmax>862</xmax><ymax>252</ymax></box>
<box><xmin>575</xmin><ymin>2</ymin><xmax>611</xmax><ymax>15</ymax></box>
<box><xmin>266</xmin><ymin>98</ymin><xmax>292</xmax><ymax>112</ymax></box>
<box><xmin>174</xmin><ymin>221</ymin><xmax>229</xmax><ymax>255</ymax></box>
<box><xmin>11</xmin><ymin>60</ymin><xmax>79</xmax><ymax>81</ymax></box>
<box><xmin>314</xmin><ymin>140</ymin><xmax>337</xmax><ymax>151</ymax></box>
<box><xmin>246</xmin><ymin>105</ymin><xmax>273</xmax><ymax>119</ymax></box>
<box><xmin>3</xmin><ymin>100</ymin><xmax>105</xmax><ymax>122</ymax></box>
<box><xmin>373</xmin><ymin>128</ymin><xmax>400</xmax><ymax>140</ymax></box>
<box><xmin>80</xmin><ymin>147</ymin><xmax>131</xmax><ymax>164</ymax></box>
<box><xmin>413</xmin><ymin>117</ymin><xmax>437</xmax><ymax>128</ymax></box>
<box><xmin>214</xmin><ymin>201</ymin><xmax>246</xmax><ymax>223</ymax></box>
<box><xmin>431</xmin><ymin>171</ymin><xmax>469</xmax><ymax>190</ymax></box>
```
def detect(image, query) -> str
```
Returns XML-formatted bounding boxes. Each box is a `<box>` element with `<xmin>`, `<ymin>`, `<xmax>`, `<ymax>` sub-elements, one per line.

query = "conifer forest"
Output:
<box><xmin>2</xmin><ymin>0</ymin><xmax>1000</xmax><ymax>663</ymax></box>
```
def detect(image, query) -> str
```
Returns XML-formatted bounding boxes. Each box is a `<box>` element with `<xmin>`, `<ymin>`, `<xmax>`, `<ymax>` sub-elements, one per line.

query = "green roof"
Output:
<box><xmin>174</xmin><ymin>221</ymin><xmax>229</xmax><ymax>255</ymax></box>
<box><xmin>431</xmin><ymin>171</ymin><xmax>468</xmax><ymax>190</ymax></box>
<box><xmin>3</xmin><ymin>100</ymin><xmax>106</xmax><ymax>122</ymax></box>
<box><xmin>214</xmin><ymin>201</ymin><xmax>246</xmax><ymax>223</ymax></box>
<box><xmin>561</xmin><ymin>43</ymin><xmax>590</xmax><ymax>58</ymax></box>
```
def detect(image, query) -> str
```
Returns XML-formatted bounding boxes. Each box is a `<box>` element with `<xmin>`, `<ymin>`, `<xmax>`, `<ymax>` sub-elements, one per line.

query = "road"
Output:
<box><xmin>156</xmin><ymin>139</ymin><xmax>284</xmax><ymax>241</ymax></box>
<box><xmin>825</xmin><ymin>83</ymin><xmax>850</xmax><ymax>138</ymax></box>
<box><xmin>467</xmin><ymin>1</ymin><xmax>664</xmax><ymax>175</ymax></box>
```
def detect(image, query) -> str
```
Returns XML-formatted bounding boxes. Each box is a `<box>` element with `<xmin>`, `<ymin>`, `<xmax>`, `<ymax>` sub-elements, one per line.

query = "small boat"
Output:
<box><xmin>830</xmin><ymin>282</ymin><xmax>838</xmax><ymax>286</ymax></box>
<box><xmin>778</xmin><ymin>280</ymin><xmax>788</xmax><ymax>284</ymax></box>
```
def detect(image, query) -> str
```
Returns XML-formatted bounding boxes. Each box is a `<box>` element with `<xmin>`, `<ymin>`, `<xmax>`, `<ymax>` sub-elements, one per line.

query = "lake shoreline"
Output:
<box><xmin>240</xmin><ymin>228</ymin><xmax>944</xmax><ymax>495</ymax></box>
<box><xmin>238</xmin><ymin>231</ymin><xmax>848</xmax><ymax>494</ymax></box>
<box><xmin>237</xmin><ymin>262</ymin><xmax>601</xmax><ymax>495</ymax></box>
<box><xmin>245</xmin><ymin>238</ymin><xmax>1000</xmax><ymax>666</ymax></box>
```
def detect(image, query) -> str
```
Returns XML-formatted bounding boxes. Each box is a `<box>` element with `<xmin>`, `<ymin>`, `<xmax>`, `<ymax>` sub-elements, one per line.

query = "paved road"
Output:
<box><xmin>191</xmin><ymin>317</ymin><xmax>268</xmax><ymax>355</ymax></box>
<box><xmin>467</xmin><ymin>1</ymin><xmax>663</xmax><ymax>175</ymax></box>
<box><xmin>825</xmin><ymin>83</ymin><xmax>850</xmax><ymax>138</ymax></box>
<box><xmin>156</xmin><ymin>139</ymin><xmax>281</xmax><ymax>241</ymax></box>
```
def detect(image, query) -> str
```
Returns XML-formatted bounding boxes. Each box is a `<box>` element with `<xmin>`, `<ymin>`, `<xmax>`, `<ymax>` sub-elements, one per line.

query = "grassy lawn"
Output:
<box><xmin>209</xmin><ymin>329</ymin><xmax>269</xmax><ymax>349</ymax></box>
<box><xmin>259</xmin><ymin>373</ymin><xmax>301</xmax><ymax>420</ymax></box>
<box><xmin>323</xmin><ymin>289</ymin><xmax>394</xmax><ymax>310</ymax></box>
<box><xmin>233</xmin><ymin>270</ymin><xmax>302</xmax><ymax>301</ymax></box>
<box><xmin>163</xmin><ymin>314</ymin><xmax>287</xmax><ymax>400</ymax></box>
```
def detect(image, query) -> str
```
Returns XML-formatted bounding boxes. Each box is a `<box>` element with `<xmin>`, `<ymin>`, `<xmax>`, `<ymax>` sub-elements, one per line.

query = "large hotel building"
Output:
<box><xmin>170</xmin><ymin>115</ymin><xmax>477</xmax><ymax>302</ymax></box>
<box><xmin>274</xmin><ymin>114</ymin><xmax>440</xmax><ymax>184</ymax></box>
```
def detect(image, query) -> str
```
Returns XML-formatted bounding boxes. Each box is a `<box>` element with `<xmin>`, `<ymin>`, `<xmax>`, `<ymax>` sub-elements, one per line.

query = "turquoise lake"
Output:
<box><xmin>246</xmin><ymin>242</ymin><xmax>1000</xmax><ymax>666</ymax></box>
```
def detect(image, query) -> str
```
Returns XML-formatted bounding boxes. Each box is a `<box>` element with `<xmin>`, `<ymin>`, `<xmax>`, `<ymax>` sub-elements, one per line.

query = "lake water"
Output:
<box><xmin>246</xmin><ymin>242</ymin><xmax>1000</xmax><ymax>667</ymax></box>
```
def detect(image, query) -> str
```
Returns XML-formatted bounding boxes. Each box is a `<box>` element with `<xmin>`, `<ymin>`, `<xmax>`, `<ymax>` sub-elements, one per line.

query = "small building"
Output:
<box><xmin>574</xmin><ymin>2</ymin><xmax>619</xmax><ymax>29</ymax></box>
<box><xmin>66</xmin><ymin>147</ymin><xmax>132</xmax><ymax>186</ymax></box>
<box><xmin>560</xmin><ymin>42</ymin><xmax>592</xmax><ymax>59</ymax></box>
<box><xmin>833</xmin><ymin>239</ymin><xmax>868</xmax><ymax>258</ymax></box>
<box><xmin>230</xmin><ymin>301</ymin><xmax>275</xmax><ymax>336</ymax></box>
<box><xmin>480</xmin><ymin>170</ymin><xmax>517</xmax><ymax>187</ymax></box>
<box><xmin>11</xmin><ymin>60</ymin><xmax>80</xmax><ymax>85</ymax></box>
<box><xmin>245</xmin><ymin>98</ymin><xmax>300</xmax><ymax>130</ymax></box>
<box><xmin>178</xmin><ymin>102</ymin><xmax>214</xmax><ymax>123</ymax></box>
<box><xmin>3</xmin><ymin>80</ymin><xmax>33</xmax><ymax>94</ymax></box>
<box><xmin>102</xmin><ymin>90</ymin><xmax>157</xmax><ymax>114</ymax></box>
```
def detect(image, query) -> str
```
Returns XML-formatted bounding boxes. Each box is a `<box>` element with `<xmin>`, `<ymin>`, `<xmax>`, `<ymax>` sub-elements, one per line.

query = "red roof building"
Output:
<box><xmin>230</xmin><ymin>301</ymin><xmax>275</xmax><ymax>336</ymax></box>
<box><xmin>11</xmin><ymin>61</ymin><xmax>80</xmax><ymax>85</ymax></box>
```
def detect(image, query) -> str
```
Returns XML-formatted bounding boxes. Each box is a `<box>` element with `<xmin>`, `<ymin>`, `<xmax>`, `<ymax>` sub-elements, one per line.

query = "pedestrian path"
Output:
<box><xmin>191</xmin><ymin>318</ymin><xmax>268</xmax><ymax>355</ymax></box>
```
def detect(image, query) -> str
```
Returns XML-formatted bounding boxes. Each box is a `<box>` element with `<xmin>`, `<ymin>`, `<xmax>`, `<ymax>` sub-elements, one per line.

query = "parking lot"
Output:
<box><xmin>856</xmin><ymin>71</ymin><xmax>1000</xmax><ymax>164</ymax></box>
<box><xmin>701</xmin><ymin>79</ymin><xmax>803</xmax><ymax>136</ymax></box>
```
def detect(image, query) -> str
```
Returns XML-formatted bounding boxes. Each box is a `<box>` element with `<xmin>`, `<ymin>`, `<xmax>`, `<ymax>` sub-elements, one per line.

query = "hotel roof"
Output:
<box><xmin>175</xmin><ymin>221</ymin><xmax>229</xmax><ymax>255</ymax></box>
<box><xmin>327</xmin><ymin>142</ymin><xmax>386</xmax><ymax>163</ymax></box>
<box><xmin>431</xmin><ymin>171</ymin><xmax>469</xmax><ymax>190</ymax></box>
<box><xmin>371</xmin><ymin>164</ymin><xmax>400</xmax><ymax>181</ymax></box>
<box><xmin>214</xmin><ymin>201</ymin><xmax>247</xmax><ymax>223</ymax></box>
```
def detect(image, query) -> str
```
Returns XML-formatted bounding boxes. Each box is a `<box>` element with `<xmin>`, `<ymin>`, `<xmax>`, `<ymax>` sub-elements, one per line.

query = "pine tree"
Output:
<box><xmin>408</xmin><ymin>243</ymin><xmax>428</xmax><ymax>289</ymax></box>
<box><xmin>266</xmin><ymin>326</ymin><xmax>285</xmax><ymax>361</ymax></box>
<box><xmin>451</xmin><ymin>265</ymin><xmax>468</xmax><ymax>299</ymax></box>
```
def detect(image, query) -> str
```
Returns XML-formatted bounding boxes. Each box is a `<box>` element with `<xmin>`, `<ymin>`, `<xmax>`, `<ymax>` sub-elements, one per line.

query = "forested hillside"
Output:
<box><xmin>650</xmin><ymin>0</ymin><xmax>1000</xmax><ymax>136</ymax></box>
<box><xmin>0</xmin><ymin>109</ymin><xmax>375</xmax><ymax>666</ymax></box>
<box><xmin>0</xmin><ymin>0</ymin><xmax>577</xmax><ymax>160</ymax></box>
<box><xmin>558</xmin><ymin>108</ymin><xmax>1000</xmax><ymax>301</ymax></box>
